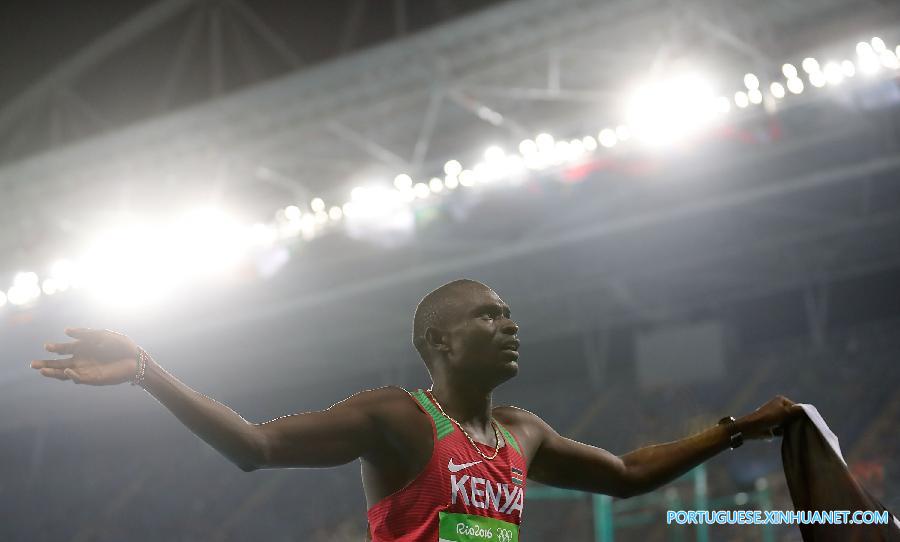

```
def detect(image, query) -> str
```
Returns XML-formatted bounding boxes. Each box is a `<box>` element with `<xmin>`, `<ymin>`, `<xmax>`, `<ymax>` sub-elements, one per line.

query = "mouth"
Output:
<box><xmin>500</xmin><ymin>339</ymin><xmax>520</xmax><ymax>353</ymax></box>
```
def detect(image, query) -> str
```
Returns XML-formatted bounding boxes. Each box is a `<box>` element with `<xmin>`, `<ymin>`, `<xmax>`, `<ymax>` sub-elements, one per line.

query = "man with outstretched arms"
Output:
<box><xmin>31</xmin><ymin>279</ymin><xmax>802</xmax><ymax>541</ymax></box>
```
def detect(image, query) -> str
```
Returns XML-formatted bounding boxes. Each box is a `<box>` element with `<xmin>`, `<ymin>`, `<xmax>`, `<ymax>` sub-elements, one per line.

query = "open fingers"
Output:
<box><xmin>65</xmin><ymin>327</ymin><xmax>102</xmax><ymax>340</ymax></box>
<box><xmin>31</xmin><ymin>357</ymin><xmax>74</xmax><ymax>370</ymax></box>
<box><xmin>45</xmin><ymin>341</ymin><xmax>78</xmax><ymax>355</ymax></box>
<box><xmin>37</xmin><ymin>367</ymin><xmax>72</xmax><ymax>381</ymax></box>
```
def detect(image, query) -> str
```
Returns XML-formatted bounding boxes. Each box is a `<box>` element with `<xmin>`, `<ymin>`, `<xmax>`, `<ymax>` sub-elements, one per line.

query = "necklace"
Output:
<box><xmin>425</xmin><ymin>389</ymin><xmax>501</xmax><ymax>461</ymax></box>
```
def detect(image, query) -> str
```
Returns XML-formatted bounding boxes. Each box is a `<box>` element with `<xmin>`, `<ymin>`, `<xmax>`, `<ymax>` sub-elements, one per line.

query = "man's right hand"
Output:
<box><xmin>30</xmin><ymin>327</ymin><xmax>139</xmax><ymax>386</ymax></box>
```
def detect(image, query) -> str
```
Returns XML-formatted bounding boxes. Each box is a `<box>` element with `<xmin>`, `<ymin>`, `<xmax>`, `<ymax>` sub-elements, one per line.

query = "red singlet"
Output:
<box><xmin>367</xmin><ymin>388</ymin><xmax>528</xmax><ymax>542</ymax></box>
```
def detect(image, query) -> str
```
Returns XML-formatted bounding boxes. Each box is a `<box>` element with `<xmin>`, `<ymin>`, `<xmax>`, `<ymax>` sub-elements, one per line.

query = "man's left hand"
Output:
<box><xmin>736</xmin><ymin>395</ymin><xmax>805</xmax><ymax>440</ymax></box>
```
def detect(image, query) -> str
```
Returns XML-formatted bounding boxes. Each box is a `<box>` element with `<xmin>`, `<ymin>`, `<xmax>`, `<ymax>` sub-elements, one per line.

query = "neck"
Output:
<box><xmin>428</xmin><ymin>378</ymin><xmax>494</xmax><ymax>431</ymax></box>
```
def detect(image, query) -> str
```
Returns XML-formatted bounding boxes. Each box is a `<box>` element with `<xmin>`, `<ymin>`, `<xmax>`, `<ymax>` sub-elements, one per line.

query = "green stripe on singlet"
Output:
<box><xmin>494</xmin><ymin>421</ymin><xmax>522</xmax><ymax>456</ymax></box>
<box><xmin>412</xmin><ymin>389</ymin><xmax>455</xmax><ymax>440</ymax></box>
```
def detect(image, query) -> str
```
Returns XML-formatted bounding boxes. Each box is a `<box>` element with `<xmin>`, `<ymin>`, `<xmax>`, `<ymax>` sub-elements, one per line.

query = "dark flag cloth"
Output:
<box><xmin>781</xmin><ymin>404</ymin><xmax>900</xmax><ymax>541</ymax></box>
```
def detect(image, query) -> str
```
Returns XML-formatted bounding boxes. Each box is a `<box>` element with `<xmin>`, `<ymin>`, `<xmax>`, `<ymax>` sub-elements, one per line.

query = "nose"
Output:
<box><xmin>502</xmin><ymin>318</ymin><xmax>518</xmax><ymax>335</ymax></box>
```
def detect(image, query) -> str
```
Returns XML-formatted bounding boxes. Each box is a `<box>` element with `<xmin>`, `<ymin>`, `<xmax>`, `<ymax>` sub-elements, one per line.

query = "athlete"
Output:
<box><xmin>31</xmin><ymin>278</ymin><xmax>802</xmax><ymax>541</ymax></box>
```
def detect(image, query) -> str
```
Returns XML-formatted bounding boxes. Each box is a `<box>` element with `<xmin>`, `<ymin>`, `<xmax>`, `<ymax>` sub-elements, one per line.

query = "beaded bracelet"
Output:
<box><xmin>130</xmin><ymin>347</ymin><xmax>149</xmax><ymax>387</ymax></box>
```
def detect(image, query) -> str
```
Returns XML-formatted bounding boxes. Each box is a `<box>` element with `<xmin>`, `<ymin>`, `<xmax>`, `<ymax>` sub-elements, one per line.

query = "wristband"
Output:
<box><xmin>718</xmin><ymin>416</ymin><xmax>744</xmax><ymax>449</ymax></box>
<box><xmin>130</xmin><ymin>348</ymin><xmax>148</xmax><ymax>387</ymax></box>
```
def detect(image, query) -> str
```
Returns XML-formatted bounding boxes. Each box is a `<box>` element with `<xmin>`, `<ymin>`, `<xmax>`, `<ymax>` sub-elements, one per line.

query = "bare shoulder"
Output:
<box><xmin>492</xmin><ymin>404</ymin><xmax>551</xmax><ymax>462</ymax></box>
<box><xmin>330</xmin><ymin>385</ymin><xmax>420</xmax><ymax>420</ymax></box>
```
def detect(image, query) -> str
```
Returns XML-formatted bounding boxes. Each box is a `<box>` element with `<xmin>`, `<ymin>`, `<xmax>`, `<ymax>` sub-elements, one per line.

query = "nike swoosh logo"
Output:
<box><xmin>448</xmin><ymin>459</ymin><xmax>482</xmax><ymax>473</ymax></box>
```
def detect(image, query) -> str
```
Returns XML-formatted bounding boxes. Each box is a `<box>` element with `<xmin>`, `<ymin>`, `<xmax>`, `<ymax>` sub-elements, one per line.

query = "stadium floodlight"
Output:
<box><xmin>823</xmin><ymin>62</ymin><xmax>844</xmax><ymax>85</ymax></box>
<box><xmin>250</xmin><ymin>222</ymin><xmax>277</xmax><ymax>246</ymax></box>
<box><xmin>743</xmin><ymin>73</ymin><xmax>760</xmax><ymax>90</ymax></box>
<box><xmin>535</xmin><ymin>133</ymin><xmax>555</xmax><ymax>153</ymax></box>
<box><xmin>880</xmin><ymin>51</ymin><xmax>898</xmax><ymax>69</ymax></box>
<box><xmin>801</xmin><ymin>57</ymin><xmax>820</xmax><ymax>74</ymax></box>
<box><xmin>625</xmin><ymin>73</ymin><xmax>719</xmax><ymax>146</ymax></box>
<box><xmin>413</xmin><ymin>182</ymin><xmax>430</xmax><ymax>198</ymax></box>
<box><xmin>328</xmin><ymin>206</ymin><xmax>343</xmax><ymax>220</ymax></box>
<box><xmin>7</xmin><ymin>283</ymin><xmax>40</xmax><ymax>306</ymax></box>
<box><xmin>429</xmin><ymin>177</ymin><xmax>444</xmax><ymax>192</ymax></box>
<box><xmin>285</xmin><ymin>205</ymin><xmax>302</xmax><ymax>221</ymax></box>
<box><xmin>809</xmin><ymin>71</ymin><xmax>827</xmax><ymax>87</ymax></box>
<box><xmin>582</xmin><ymin>136</ymin><xmax>598</xmax><ymax>151</ymax></box>
<box><xmin>769</xmin><ymin>82</ymin><xmax>786</xmax><ymax>99</ymax></box>
<box><xmin>734</xmin><ymin>90</ymin><xmax>749</xmax><ymax>108</ymax></box>
<box><xmin>311</xmin><ymin>197</ymin><xmax>325</xmax><ymax>212</ymax></box>
<box><xmin>177</xmin><ymin>209</ymin><xmax>248</xmax><ymax>277</ymax></box>
<box><xmin>393</xmin><ymin>174</ymin><xmax>413</xmax><ymax>191</ymax></box>
<box><xmin>443</xmin><ymin>159</ymin><xmax>462</xmax><ymax>177</ymax></box>
<box><xmin>41</xmin><ymin>278</ymin><xmax>60</xmax><ymax>296</ymax></box>
<box><xmin>484</xmin><ymin>146</ymin><xmax>505</xmax><ymax>162</ymax></box>
<box><xmin>787</xmin><ymin>77</ymin><xmax>804</xmax><ymax>94</ymax></box>
<box><xmin>841</xmin><ymin>60</ymin><xmax>856</xmax><ymax>77</ymax></box>
<box><xmin>519</xmin><ymin>139</ymin><xmax>537</xmax><ymax>156</ymax></box>
<box><xmin>748</xmin><ymin>89</ymin><xmax>763</xmax><ymax>104</ymax></box>
<box><xmin>715</xmin><ymin>96</ymin><xmax>730</xmax><ymax>113</ymax></box>
<box><xmin>78</xmin><ymin>223</ymin><xmax>181</xmax><ymax>309</ymax></box>
<box><xmin>598</xmin><ymin>128</ymin><xmax>617</xmax><ymax>148</ymax></box>
<box><xmin>782</xmin><ymin>63</ymin><xmax>798</xmax><ymax>79</ymax></box>
<box><xmin>871</xmin><ymin>37</ymin><xmax>886</xmax><ymax>53</ymax></box>
<box><xmin>445</xmin><ymin>175</ymin><xmax>459</xmax><ymax>189</ymax></box>
<box><xmin>857</xmin><ymin>42</ymin><xmax>881</xmax><ymax>74</ymax></box>
<box><xmin>552</xmin><ymin>140</ymin><xmax>571</xmax><ymax>164</ymax></box>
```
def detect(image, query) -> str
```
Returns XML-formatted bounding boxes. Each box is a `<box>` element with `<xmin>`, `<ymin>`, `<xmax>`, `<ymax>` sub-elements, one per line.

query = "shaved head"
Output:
<box><xmin>412</xmin><ymin>279</ymin><xmax>490</xmax><ymax>363</ymax></box>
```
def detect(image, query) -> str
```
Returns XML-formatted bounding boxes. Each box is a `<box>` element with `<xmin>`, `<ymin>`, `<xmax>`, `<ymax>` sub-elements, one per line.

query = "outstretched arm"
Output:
<box><xmin>31</xmin><ymin>328</ymin><xmax>385</xmax><ymax>472</ymax></box>
<box><xmin>527</xmin><ymin>396</ymin><xmax>803</xmax><ymax>498</ymax></box>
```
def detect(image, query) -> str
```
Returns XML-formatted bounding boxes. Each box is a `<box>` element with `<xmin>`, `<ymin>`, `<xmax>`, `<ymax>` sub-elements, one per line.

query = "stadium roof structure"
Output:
<box><xmin>2</xmin><ymin>0</ymin><xmax>900</xmax><ymax>366</ymax></box>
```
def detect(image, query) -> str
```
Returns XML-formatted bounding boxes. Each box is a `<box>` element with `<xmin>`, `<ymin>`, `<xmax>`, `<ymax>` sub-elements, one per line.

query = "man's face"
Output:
<box><xmin>441</xmin><ymin>285</ymin><xmax>520</xmax><ymax>382</ymax></box>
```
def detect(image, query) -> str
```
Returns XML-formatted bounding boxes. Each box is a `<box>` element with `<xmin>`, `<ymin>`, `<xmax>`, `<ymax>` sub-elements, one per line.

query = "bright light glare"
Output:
<box><xmin>328</xmin><ymin>206</ymin><xmax>343</xmax><ymax>220</ymax></box>
<box><xmin>311</xmin><ymin>197</ymin><xmax>325</xmax><ymax>212</ymax></box>
<box><xmin>80</xmin><ymin>224</ymin><xmax>178</xmax><ymax>308</ymax></box>
<box><xmin>743</xmin><ymin>73</ymin><xmax>760</xmax><ymax>90</ymax></box>
<box><xmin>809</xmin><ymin>71</ymin><xmax>827</xmax><ymax>88</ymax></box>
<box><xmin>0</xmin><ymin>290</ymin><xmax>6</xmax><ymax>307</ymax></box>
<box><xmin>484</xmin><ymin>146</ymin><xmax>505</xmax><ymax>162</ymax></box>
<box><xmin>443</xmin><ymin>160</ymin><xmax>462</xmax><ymax>176</ymax></box>
<box><xmin>615</xmin><ymin>125</ymin><xmax>631</xmax><ymax>141</ymax></box>
<box><xmin>413</xmin><ymin>182</ymin><xmax>430</xmax><ymax>198</ymax></box>
<box><xmin>823</xmin><ymin>62</ymin><xmax>844</xmax><ymax>85</ymax></box>
<box><xmin>429</xmin><ymin>177</ymin><xmax>444</xmax><ymax>192</ymax></box>
<box><xmin>787</xmin><ymin>78</ymin><xmax>804</xmax><ymax>94</ymax></box>
<box><xmin>598</xmin><ymin>128</ymin><xmax>617</xmax><ymax>148</ymax></box>
<box><xmin>857</xmin><ymin>42</ymin><xmax>881</xmax><ymax>74</ymax></box>
<box><xmin>871</xmin><ymin>37</ymin><xmax>886</xmax><ymax>53</ymax></box>
<box><xmin>802</xmin><ymin>57</ymin><xmax>820</xmax><ymax>74</ymax></box>
<box><xmin>841</xmin><ymin>60</ymin><xmax>856</xmax><ymax>77</ymax></box>
<box><xmin>715</xmin><ymin>96</ymin><xmax>730</xmax><ymax>113</ymax></box>
<box><xmin>880</xmin><ymin>51</ymin><xmax>898</xmax><ymax>69</ymax></box>
<box><xmin>582</xmin><ymin>136</ymin><xmax>598</xmax><ymax>151</ymax></box>
<box><xmin>519</xmin><ymin>139</ymin><xmax>537</xmax><ymax>155</ymax></box>
<box><xmin>734</xmin><ymin>91</ymin><xmax>749</xmax><ymax>108</ymax></box>
<box><xmin>284</xmin><ymin>205</ymin><xmax>301</xmax><ymax>221</ymax></box>
<box><xmin>393</xmin><ymin>174</ymin><xmax>413</xmax><ymax>191</ymax></box>
<box><xmin>747</xmin><ymin>89</ymin><xmax>763</xmax><ymax>104</ymax></box>
<box><xmin>625</xmin><ymin>74</ymin><xmax>720</xmax><ymax>146</ymax></box>
<box><xmin>782</xmin><ymin>63</ymin><xmax>798</xmax><ymax>79</ymax></box>
<box><xmin>770</xmin><ymin>82</ymin><xmax>785</xmax><ymax>99</ymax></box>
<box><xmin>535</xmin><ymin>133</ymin><xmax>555</xmax><ymax>152</ymax></box>
<box><xmin>7</xmin><ymin>271</ymin><xmax>41</xmax><ymax>306</ymax></box>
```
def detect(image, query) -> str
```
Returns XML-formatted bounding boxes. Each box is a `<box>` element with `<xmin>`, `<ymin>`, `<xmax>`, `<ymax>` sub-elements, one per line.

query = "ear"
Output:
<box><xmin>424</xmin><ymin>326</ymin><xmax>451</xmax><ymax>352</ymax></box>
